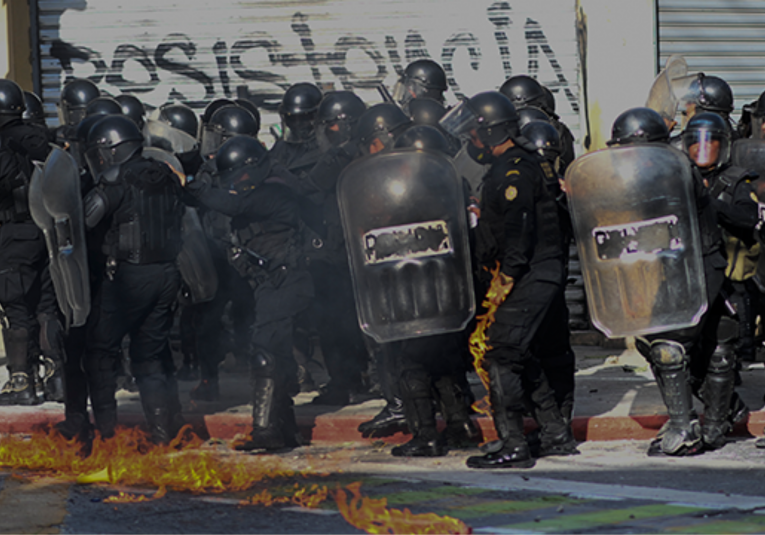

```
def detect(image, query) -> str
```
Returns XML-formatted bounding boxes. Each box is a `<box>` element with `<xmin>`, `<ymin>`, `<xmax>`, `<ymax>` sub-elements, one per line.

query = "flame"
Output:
<box><xmin>0</xmin><ymin>427</ymin><xmax>473</xmax><ymax>534</ymax></box>
<box><xmin>0</xmin><ymin>426</ymin><xmax>296</xmax><ymax>494</ymax></box>
<box><xmin>334</xmin><ymin>482</ymin><xmax>471</xmax><ymax>535</ymax></box>
<box><xmin>468</xmin><ymin>261</ymin><xmax>512</xmax><ymax>416</ymax></box>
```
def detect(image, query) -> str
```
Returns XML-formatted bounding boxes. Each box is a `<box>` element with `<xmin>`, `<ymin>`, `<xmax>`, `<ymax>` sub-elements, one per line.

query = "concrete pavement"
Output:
<box><xmin>1</xmin><ymin>341</ymin><xmax>764</xmax><ymax>445</ymax></box>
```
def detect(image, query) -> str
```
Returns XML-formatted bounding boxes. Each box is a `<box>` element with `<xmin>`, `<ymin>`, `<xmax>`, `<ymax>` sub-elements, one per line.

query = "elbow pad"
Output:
<box><xmin>83</xmin><ymin>188</ymin><xmax>109</xmax><ymax>229</ymax></box>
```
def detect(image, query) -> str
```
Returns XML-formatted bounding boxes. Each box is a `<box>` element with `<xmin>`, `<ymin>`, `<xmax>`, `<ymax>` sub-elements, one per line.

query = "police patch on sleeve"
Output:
<box><xmin>505</xmin><ymin>185</ymin><xmax>518</xmax><ymax>201</ymax></box>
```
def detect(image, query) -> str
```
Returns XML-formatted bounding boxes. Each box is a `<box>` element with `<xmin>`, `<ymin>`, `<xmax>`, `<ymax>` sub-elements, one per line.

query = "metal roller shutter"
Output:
<box><xmin>658</xmin><ymin>0</ymin><xmax>765</xmax><ymax>117</ymax></box>
<box><xmin>35</xmin><ymin>0</ymin><xmax>581</xmax><ymax>137</ymax></box>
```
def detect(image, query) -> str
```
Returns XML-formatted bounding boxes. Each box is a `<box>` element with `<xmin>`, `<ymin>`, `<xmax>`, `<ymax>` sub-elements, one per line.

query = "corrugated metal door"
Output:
<box><xmin>35</xmin><ymin>0</ymin><xmax>581</xmax><ymax>136</ymax></box>
<box><xmin>658</xmin><ymin>0</ymin><xmax>765</xmax><ymax>116</ymax></box>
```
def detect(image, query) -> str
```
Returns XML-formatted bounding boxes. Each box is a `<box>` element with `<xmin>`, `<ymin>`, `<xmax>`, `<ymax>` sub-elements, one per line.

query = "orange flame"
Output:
<box><xmin>239</xmin><ymin>483</ymin><xmax>330</xmax><ymax>509</ymax></box>
<box><xmin>468</xmin><ymin>261</ymin><xmax>511</xmax><ymax>416</ymax></box>
<box><xmin>333</xmin><ymin>482</ymin><xmax>471</xmax><ymax>534</ymax></box>
<box><xmin>104</xmin><ymin>488</ymin><xmax>166</xmax><ymax>503</ymax></box>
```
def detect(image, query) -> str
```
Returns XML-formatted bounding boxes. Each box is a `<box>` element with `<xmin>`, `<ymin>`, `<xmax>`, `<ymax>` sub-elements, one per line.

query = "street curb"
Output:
<box><xmin>3</xmin><ymin>408</ymin><xmax>764</xmax><ymax>444</ymax></box>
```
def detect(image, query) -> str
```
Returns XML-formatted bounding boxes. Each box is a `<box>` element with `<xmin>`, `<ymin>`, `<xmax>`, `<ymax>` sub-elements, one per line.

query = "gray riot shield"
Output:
<box><xmin>338</xmin><ymin>150</ymin><xmax>475</xmax><ymax>343</ymax></box>
<box><xmin>565</xmin><ymin>144</ymin><xmax>707</xmax><ymax>338</ymax></box>
<box><xmin>28</xmin><ymin>147</ymin><xmax>90</xmax><ymax>327</ymax></box>
<box><xmin>143</xmin><ymin>146</ymin><xmax>185</xmax><ymax>179</ymax></box>
<box><xmin>177</xmin><ymin>207</ymin><xmax>218</xmax><ymax>304</ymax></box>
<box><xmin>143</xmin><ymin>119</ymin><xmax>197</xmax><ymax>155</ymax></box>
<box><xmin>645</xmin><ymin>55</ymin><xmax>696</xmax><ymax>124</ymax></box>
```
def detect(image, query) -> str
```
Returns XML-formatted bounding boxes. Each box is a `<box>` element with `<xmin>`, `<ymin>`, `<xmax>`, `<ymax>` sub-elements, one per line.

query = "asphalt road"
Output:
<box><xmin>2</xmin><ymin>435</ymin><xmax>765</xmax><ymax>534</ymax></box>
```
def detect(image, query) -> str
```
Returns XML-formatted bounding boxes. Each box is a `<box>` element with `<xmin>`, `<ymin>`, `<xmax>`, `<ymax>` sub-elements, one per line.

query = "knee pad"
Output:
<box><xmin>647</xmin><ymin>340</ymin><xmax>687</xmax><ymax>371</ymax></box>
<box><xmin>251</xmin><ymin>347</ymin><xmax>276</xmax><ymax>376</ymax></box>
<box><xmin>708</xmin><ymin>343</ymin><xmax>735</xmax><ymax>375</ymax></box>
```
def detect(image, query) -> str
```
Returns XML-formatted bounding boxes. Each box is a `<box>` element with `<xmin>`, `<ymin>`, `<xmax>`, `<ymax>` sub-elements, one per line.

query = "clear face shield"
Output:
<box><xmin>392</xmin><ymin>77</ymin><xmax>443</xmax><ymax>110</ymax></box>
<box><xmin>683</xmin><ymin>129</ymin><xmax>730</xmax><ymax>169</ymax></box>
<box><xmin>281</xmin><ymin>112</ymin><xmax>317</xmax><ymax>143</ymax></box>
<box><xmin>439</xmin><ymin>100</ymin><xmax>481</xmax><ymax>142</ymax></box>
<box><xmin>57</xmin><ymin>103</ymin><xmax>87</xmax><ymax>128</ymax></box>
<box><xmin>316</xmin><ymin>118</ymin><xmax>353</xmax><ymax>152</ymax></box>
<box><xmin>199</xmin><ymin>124</ymin><xmax>233</xmax><ymax>159</ymax></box>
<box><xmin>85</xmin><ymin>141</ymin><xmax>141</xmax><ymax>183</ymax></box>
<box><xmin>144</xmin><ymin>119</ymin><xmax>198</xmax><ymax>156</ymax></box>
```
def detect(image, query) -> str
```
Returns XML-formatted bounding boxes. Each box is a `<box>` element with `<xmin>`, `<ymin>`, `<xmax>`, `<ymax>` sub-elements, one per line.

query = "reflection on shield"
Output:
<box><xmin>338</xmin><ymin>150</ymin><xmax>474</xmax><ymax>343</ymax></box>
<box><xmin>565</xmin><ymin>144</ymin><xmax>707</xmax><ymax>338</ymax></box>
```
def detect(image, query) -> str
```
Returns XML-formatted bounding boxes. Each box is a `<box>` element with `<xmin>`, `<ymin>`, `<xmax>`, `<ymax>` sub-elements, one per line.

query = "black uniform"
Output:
<box><xmin>186</xmin><ymin>170</ymin><xmax>313</xmax><ymax>450</ymax></box>
<box><xmin>82</xmin><ymin>155</ymin><xmax>185</xmax><ymax>442</ymax></box>
<box><xmin>470</xmin><ymin>145</ymin><xmax>575</xmax><ymax>466</ymax></box>
<box><xmin>0</xmin><ymin>118</ymin><xmax>63</xmax><ymax>405</ymax></box>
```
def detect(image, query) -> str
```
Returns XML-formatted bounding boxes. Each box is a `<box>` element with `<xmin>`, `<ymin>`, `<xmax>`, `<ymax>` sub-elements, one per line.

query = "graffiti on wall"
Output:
<box><xmin>44</xmin><ymin>0</ymin><xmax>580</xmax><ymax>130</ymax></box>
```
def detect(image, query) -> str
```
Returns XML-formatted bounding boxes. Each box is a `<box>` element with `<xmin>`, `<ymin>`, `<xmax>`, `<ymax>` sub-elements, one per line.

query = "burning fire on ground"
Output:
<box><xmin>0</xmin><ymin>426</ymin><xmax>471</xmax><ymax>534</ymax></box>
<box><xmin>468</xmin><ymin>262</ymin><xmax>513</xmax><ymax>416</ymax></box>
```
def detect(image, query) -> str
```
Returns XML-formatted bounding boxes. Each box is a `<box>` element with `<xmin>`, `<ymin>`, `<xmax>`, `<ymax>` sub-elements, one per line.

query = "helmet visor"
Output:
<box><xmin>58</xmin><ymin>102</ymin><xmax>87</xmax><ymax>128</ymax></box>
<box><xmin>683</xmin><ymin>129</ymin><xmax>729</xmax><ymax>168</ymax></box>
<box><xmin>199</xmin><ymin>125</ymin><xmax>232</xmax><ymax>159</ymax></box>
<box><xmin>85</xmin><ymin>145</ymin><xmax>117</xmax><ymax>181</ymax></box>
<box><xmin>144</xmin><ymin>119</ymin><xmax>197</xmax><ymax>155</ymax></box>
<box><xmin>282</xmin><ymin>112</ymin><xmax>316</xmax><ymax>143</ymax></box>
<box><xmin>439</xmin><ymin>100</ymin><xmax>480</xmax><ymax>141</ymax></box>
<box><xmin>216</xmin><ymin>160</ymin><xmax>271</xmax><ymax>191</ymax></box>
<box><xmin>316</xmin><ymin>119</ymin><xmax>353</xmax><ymax>152</ymax></box>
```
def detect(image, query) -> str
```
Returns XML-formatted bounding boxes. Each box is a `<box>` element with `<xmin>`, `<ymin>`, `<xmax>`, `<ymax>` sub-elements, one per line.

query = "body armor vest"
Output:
<box><xmin>105</xmin><ymin>158</ymin><xmax>184</xmax><ymax>264</ymax></box>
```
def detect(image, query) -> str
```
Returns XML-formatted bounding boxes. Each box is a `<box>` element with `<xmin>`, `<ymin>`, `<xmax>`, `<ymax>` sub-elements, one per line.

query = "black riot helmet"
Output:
<box><xmin>607</xmin><ymin>107</ymin><xmax>670</xmax><ymax>146</ymax></box>
<box><xmin>0</xmin><ymin>79</ymin><xmax>25</xmax><ymax>128</ymax></box>
<box><xmin>746</xmin><ymin>90</ymin><xmax>765</xmax><ymax>139</ymax></box>
<box><xmin>234</xmin><ymin>99</ymin><xmax>261</xmax><ymax>132</ymax></box>
<box><xmin>440</xmin><ymin>91</ymin><xmax>521</xmax><ymax>148</ymax></box>
<box><xmin>84</xmin><ymin>114</ymin><xmax>144</xmax><ymax>183</ymax></box>
<box><xmin>521</xmin><ymin>120</ymin><xmax>561</xmax><ymax>166</ymax></box>
<box><xmin>157</xmin><ymin>103</ymin><xmax>198</xmax><ymax>138</ymax></box>
<box><xmin>394</xmin><ymin>125</ymin><xmax>451</xmax><ymax>155</ymax></box>
<box><xmin>684</xmin><ymin>74</ymin><xmax>734</xmax><ymax>118</ymax></box>
<box><xmin>85</xmin><ymin>96</ymin><xmax>123</xmax><ymax>118</ymax></box>
<box><xmin>214</xmin><ymin>135</ymin><xmax>271</xmax><ymax>190</ymax></box>
<box><xmin>22</xmin><ymin>91</ymin><xmax>45</xmax><ymax>126</ymax></box>
<box><xmin>517</xmin><ymin>106</ymin><xmax>550</xmax><ymax>130</ymax></box>
<box><xmin>115</xmin><ymin>94</ymin><xmax>145</xmax><ymax>129</ymax></box>
<box><xmin>682</xmin><ymin>112</ymin><xmax>731</xmax><ymax>170</ymax></box>
<box><xmin>278</xmin><ymin>82</ymin><xmax>323</xmax><ymax>143</ymax></box>
<box><xmin>355</xmin><ymin>103</ymin><xmax>412</xmax><ymax>156</ymax></box>
<box><xmin>315</xmin><ymin>90</ymin><xmax>366</xmax><ymax>151</ymax></box>
<box><xmin>58</xmin><ymin>78</ymin><xmax>100</xmax><ymax>126</ymax></box>
<box><xmin>392</xmin><ymin>59</ymin><xmax>448</xmax><ymax>109</ymax></box>
<box><xmin>408</xmin><ymin>97</ymin><xmax>447</xmax><ymax>126</ymax></box>
<box><xmin>201</xmin><ymin>98</ymin><xmax>235</xmax><ymax>126</ymax></box>
<box><xmin>200</xmin><ymin>105</ymin><xmax>259</xmax><ymax>158</ymax></box>
<box><xmin>499</xmin><ymin>75</ymin><xmax>546</xmax><ymax>109</ymax></box>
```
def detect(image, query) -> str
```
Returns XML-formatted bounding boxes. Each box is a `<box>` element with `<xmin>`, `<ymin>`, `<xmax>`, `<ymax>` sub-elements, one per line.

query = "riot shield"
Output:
<box><xmin>645</xmin><ymin>55</ymin><xmax>696</xmax><ymax>124</ymax></box>
<box><xmin>177</xmin><ymin>206</ymin><xmax>218</xmax><ymax>304</ymax></box>
<box><xmin>143</xmin><ymin>119</ymin><xmax>197</xmax><ymax>155</ymax></box>
<box><xmin>143</xmin><ymin>146</ymin><xmax>185</xmax><ymax>180</ymax></box>
<box><xmin>29</xmin><ymin>147</ymin><xmax>90</xmax><ymax>327</ymax></box>
<box><xmin>337</xmin><ymin>150</ymin><xmax>475</xmax><ymax>343</ymax></box>
<box><xmin>565</xmin><ymin>144</ymin><xmax>706</xmax><ymax>338</ymax></box>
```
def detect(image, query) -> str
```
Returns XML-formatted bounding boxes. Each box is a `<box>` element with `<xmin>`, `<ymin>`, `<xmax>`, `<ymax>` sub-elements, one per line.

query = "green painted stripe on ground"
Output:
<box><xmin>382</xmin><ymin>486</ymin><xmax>489</xmax><ymax>505</ymax></box>
<box><xmin>503</xmin><ymin>503</ymin><xmax>703</xmax><ymax>533</ymax></box>
<box><xmin>669</xmin><ymin>519</ymin><xmax>765</xmax><ymax>534</ymax></box>
<box><xmin>438</xmin><ymin>495</ymin><xmax>589</xmax><ymax>520</ymax></box>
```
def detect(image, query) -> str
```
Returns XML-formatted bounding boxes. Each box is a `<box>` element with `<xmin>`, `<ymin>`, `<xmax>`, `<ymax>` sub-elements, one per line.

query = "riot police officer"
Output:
<box><xmin>186</xmin><ymin>136</ymin><xmax>313</xmax><ymax>451</ymax></box>
<box><xmin>440</xmin><ymin>91</ymin><xmax>578</xmax><ymax>468</ymax></box>
<box><xmin>0</xmin><ymin>78</ymin><xmax>64</xmax><ymax>406</ymax></box>
<box><xmin>681</xmin><ymin>112</ymin><xmax>756</xmax><ymax>449</ymax></box>
<box><xmin>55</xmin><ymin>78</ymin><xmax>100</xmax><ymax>145</ymax></box>
<box><xmin>81</xmin><ymin>115</ymin><xmax>186</xmax><ymax>443</ymax></box>
<box><xmin>269</xmin><ymin>83</ymin><xmax>323</xmax><ymax>177</ymax></box>
<box><xmin>392</xmin><ymin>59</ymin><xmax>449</xmax><ymax>112</ymax></box>
<box><xmin>499</xmin><ymin>75</ymin><xmax>576</xmax><ymax>174</ymax></box>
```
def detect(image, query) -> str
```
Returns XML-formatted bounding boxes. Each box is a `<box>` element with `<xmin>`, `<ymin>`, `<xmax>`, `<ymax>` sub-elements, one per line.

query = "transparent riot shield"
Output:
<box><xmin>338</xmin><ymin>150</ymin><xmax>475</xmax><ymax>343</ymax></box>
<box><xmin>646</xmin><ymin>55</ymin><xmax>696</xmax><ymax>126</ymax></box>
<box><xmin>29</xmin><ymin>147</ymin><xmax>90</xmax><ymax>327</ymax></box>
<box><xmin>565</xmin><ymin>144</ymin><xmax>706</xmax><ymax>338</ymax></box>
<box><xmin>143</xmin><ymin>119</ymin><xmax>197</xmax><ymax>155</ymax></box>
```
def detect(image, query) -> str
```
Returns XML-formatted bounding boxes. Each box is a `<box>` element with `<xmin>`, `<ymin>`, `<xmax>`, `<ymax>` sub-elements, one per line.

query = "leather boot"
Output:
<box><xmin>434</xmin><ymin>374</ymin><xmax>481</xmax><ymax>449</ymax></box>
<box><xmin>138</xmin><ymin>375</ymin><xmax>173</xmax><ymax>445</ymax></box>
<box><xmin>700</xmin><ymin>343</ymin><xmax>737</xmax><ymax>450</ymax></box>
<box><xmin>235</xmin><ymin>377</ymin><xmax>288</xmax><ymax>452</ymax></box>
<box><xmin>0</xmin><ymin>328</ymin><xmax>40</xmax><ymax>406</ymax></box>
<box><xmin>526</xmin><ymin>364</ymin><xmax>579</xmax><ymax>457</ymax></box>
<box><xmin>467</xmin><ymin>365</ymin><xmax>534</xmax><ymax>469</ymax></box>
<box><xmin>391</xmin><ymin>397</ymin><xmax>446</xmax><ymax>457</ymax></box>
<box><xmin>38</xmin><ymin>313</ymin><xmax>66</xmax><ymax>402</ymax></box>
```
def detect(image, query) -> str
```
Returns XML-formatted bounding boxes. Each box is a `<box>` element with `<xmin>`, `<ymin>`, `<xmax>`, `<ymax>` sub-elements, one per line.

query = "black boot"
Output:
<box><xmin>0</xmin><ymin>328</ymin><xmax>40</xmax><ymax>406</ymax></box>
<box><xmin>38</xmin><ymin>313</ymin><xmax>66</xmax><ymax>402</ymax></box>
<box><xmin>700</xmin><ymin>343</ymin><xmax>737</xmax><ymax>450</ymax></box>
<box><xmin>467</xmin><ymin>365</ymin><xmax>534</xmax><ymax>469</ymax></box>
<box><xmin>391</xmin><ymin>376</ymin><xmax>446</xmax><ymax>458</ymax></box>
<box><xmin>526</xmin><ymin>364</ymin><xmax>579</xmax><ymax>457</ymax></box>
<box><xmin>434</xmin><ymin>374</ymin><xmax>482</xmax><ymax>449</ymax></box>
<box><xmin>138</xmin><ymin>375</ymin><xmax>174</xmax><ymax>445</ymax></box>
<box><xmin>235</xmin><ymin>377</ymin><xmax>289</xmax><ymax>452</ymax></box>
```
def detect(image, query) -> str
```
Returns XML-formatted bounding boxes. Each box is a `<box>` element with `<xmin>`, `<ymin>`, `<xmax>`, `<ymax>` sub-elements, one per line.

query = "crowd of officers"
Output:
<box><xmin>0</xmin><ymin>56</ymin><xmax>762</xmax><ymax>469</ymax></box>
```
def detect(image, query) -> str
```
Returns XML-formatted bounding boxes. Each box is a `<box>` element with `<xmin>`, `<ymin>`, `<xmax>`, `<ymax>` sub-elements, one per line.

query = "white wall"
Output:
<box><xmin>578</xmin><ymin>0</ymin><xmax>656</xmax><ymax>151</ymax></box>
